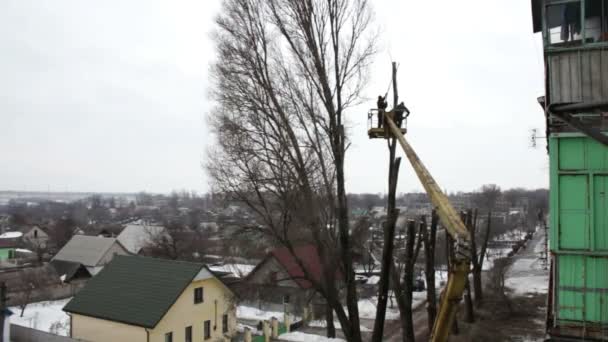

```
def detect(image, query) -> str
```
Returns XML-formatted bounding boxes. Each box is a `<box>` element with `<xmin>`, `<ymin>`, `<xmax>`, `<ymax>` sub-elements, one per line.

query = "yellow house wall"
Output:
<box><xmin>71</xmin><ymin>313</ymin><xmax>148</xmax><ymax>342</ymax></box>
<box><xmin>150</xmin><ymin>277</ymin><xmax>236</xmax><ymax>342</ymax></box>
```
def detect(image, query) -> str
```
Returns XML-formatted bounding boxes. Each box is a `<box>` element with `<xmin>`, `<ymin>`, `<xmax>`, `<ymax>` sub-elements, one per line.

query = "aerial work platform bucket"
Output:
<box><xmin>367</xmin><ymin>108</ymin><xmax>407</xmax><ymax>139</ymax></box>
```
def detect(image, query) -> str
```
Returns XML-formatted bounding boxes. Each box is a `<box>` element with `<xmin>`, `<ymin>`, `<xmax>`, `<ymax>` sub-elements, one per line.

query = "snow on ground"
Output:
<box><xmin>279</xmin><ymin>331</ymin><xmax>346</xmax><ymax>342</ymax></box>
<box><xmin>483</xmin><ymin>247</ymin><xmax>513</xmax><ymax>270</ymax></box>
<box><xmin>16</xmin><ymin>248</ymin><xmax>33</xmax><ymax>253</ymax></box>
<box><xmin>366</xmin><ymin>275</ymin><xmax>380</xmax><ymax>285</ymax></box>
<box><xmin>309</xmin><ymin>320</ymin><xmax>372</xmax><ymax>332</ymax></box>
<box><xmin>505</xmin><ymin>232</ymin><xmax>549</xmax><ymax>296</ymax></box>
<box><xmin>237</xmin><ymin>322</ymin><xmax>262</xmax><ymax>335</ymax></box>
<box><xmin>357</xmin><ymin>291</ymin><xmax>426</xmax><ymax>320</ymax></box>
<box><xmin>208</xmin><ymin>263</ymin><xmax>256</xmax><ymax>278</ymax></box>
<box><xmin>10</xmin><ymin>298</ymin><xmax>71</xmax><ymax>336</ymax></box>
<box><xmin>237</xmin><ymin>305</ymin><xmax>299</xmax><ymax>322</ymax></box>
<box><xmin>0</xmin><ymin>231</ymin><xmax>23</xmax><ymax>238</ymax></box>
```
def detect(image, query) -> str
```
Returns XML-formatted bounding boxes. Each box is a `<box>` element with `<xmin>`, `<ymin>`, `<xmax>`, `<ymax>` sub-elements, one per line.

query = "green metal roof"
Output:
<box><xmin>63</xmin><ymin>255</ymin><xmax>205</xmax><ymax>328</ymax></box>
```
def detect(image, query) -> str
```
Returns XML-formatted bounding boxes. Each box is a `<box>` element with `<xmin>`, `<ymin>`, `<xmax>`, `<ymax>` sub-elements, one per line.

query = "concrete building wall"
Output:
<box><xmin>150</xmin><ymin>277</ymin><xmax>236</xmax><ymax>342</ymax></box>
<box><xmin>71</xmin><ymin>314</ymin><xmax>147</xmax><ymax>342</ymax></box>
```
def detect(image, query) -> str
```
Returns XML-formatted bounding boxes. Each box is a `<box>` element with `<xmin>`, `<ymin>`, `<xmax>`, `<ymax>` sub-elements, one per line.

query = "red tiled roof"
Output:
<box><xmin>270</xmin><ymin>245</ymin><xmax>325</xmax><ymax>289</ymax></box>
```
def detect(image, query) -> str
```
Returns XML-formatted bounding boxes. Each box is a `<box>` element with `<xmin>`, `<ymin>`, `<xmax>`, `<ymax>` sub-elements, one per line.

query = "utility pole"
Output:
<box><xmin>0</xmin><ymin>282</ymin><xmax>7</xmax><ymax>342</ymax></box>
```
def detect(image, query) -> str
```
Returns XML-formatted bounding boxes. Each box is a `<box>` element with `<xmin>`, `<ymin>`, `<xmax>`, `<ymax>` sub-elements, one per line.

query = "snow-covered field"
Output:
<box><xmin>279</xmin><ymin>331</ymin><xmax>346</xmax><ymax>342</ymax></box>
<box><xmin>10</xmin><ymin>298</ymin><xmax>71</xmax><ymax>336</ymax></box>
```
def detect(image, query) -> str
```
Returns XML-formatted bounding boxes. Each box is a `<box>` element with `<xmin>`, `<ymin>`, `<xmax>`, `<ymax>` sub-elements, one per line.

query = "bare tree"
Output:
<box><xmin>145</xmin><ymin>220</ymin><xmax>203</xmax><ymax>261</ymax></box>
<box><xmin>488</xmin><ymin>257</ymin><xmax>512</xmax><ymax>313</ymax></box>
<box><xmin>422</xmin><ymin>210</ymin><xmax>438</xmax><ymax>331</ymax></box>
<box><xmin>372</xmin><ymin>62</ymin><xmax>402</xmax><ymax>342</ymax></box>
<box><xmin>465</xmin><ymin>208</ymin><xmax>492</xmax><ymax>307</ymax></box>
<box><xmin>48</xmin><ymin>217</ymin><xmax>75</xmax><ymax>250</ymax></box>
<box><xmin>13</xmin><ymin>268</ymin><xmax>51</xmax><ymax>317</ymax></box>
<box><xmin>208</xmin><ymin>1</ymin><xmax>376</xmax><ymax>341</ymax></box>
<box><xmin>473</xmin><ymin>184</ymin><xmax>502</xmax><ymax>214</ymax></box>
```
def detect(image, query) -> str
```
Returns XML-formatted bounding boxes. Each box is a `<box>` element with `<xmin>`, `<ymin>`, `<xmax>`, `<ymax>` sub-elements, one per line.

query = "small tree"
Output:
<box><xmin>13</xmin><ymin>268</ymin><xmax>51</xmax><ymax>317</ymax></box>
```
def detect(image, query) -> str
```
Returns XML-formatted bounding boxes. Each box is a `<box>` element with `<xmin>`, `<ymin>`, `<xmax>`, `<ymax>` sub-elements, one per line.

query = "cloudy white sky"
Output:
<box><xmin>0</xmin><ymin>1</ymin><xmax>548</xmax><ymax>194</ymax></box>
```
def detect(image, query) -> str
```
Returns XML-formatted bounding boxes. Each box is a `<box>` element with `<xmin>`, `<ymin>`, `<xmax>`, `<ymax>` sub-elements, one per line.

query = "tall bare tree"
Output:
<box><xmin>422</xmin><ymin>211</ymin><xmax>438</xmax><ymax>332</ymax></box>
<box><xmin>208</xmin><ymin>1</ymin><xmax>376</xmax><ymax>341</ymax></box>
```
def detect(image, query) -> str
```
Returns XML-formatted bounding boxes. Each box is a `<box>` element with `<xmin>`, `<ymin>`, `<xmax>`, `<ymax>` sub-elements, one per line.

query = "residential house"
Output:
<box><xmin>241</xmin><ymin>245</ymin><xmax>332</xmax><ymax>317</ymax></box>
<box><xmin>0</xmin><ymin>239</ymin><xmax>19</xmax><ymax>261</ymax></box>
<box><xmin>50</xmin><ymin>235</ymin><xmax>129</xmax><ymax>276</ymax></box>
<box><xmin>18</xmin><ymin>225</ymin><xmax>49</xmax><ymax>248</ymax></box>
<box><xmin>116</xmin><ymin>223</ymin><xmax>166</xmax><ymax>254</ymax></box>
<box><xmin>64</xmin><ymin>255</ymin><xmax>237</xmax><ymax>342</ymax></box>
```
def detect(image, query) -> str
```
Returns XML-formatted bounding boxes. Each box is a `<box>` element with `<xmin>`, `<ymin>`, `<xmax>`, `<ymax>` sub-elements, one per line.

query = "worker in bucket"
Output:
<box><xmin>377</xmin><ymin>95</ymin><xmax>388</xmax><ymax>128</ymax></box>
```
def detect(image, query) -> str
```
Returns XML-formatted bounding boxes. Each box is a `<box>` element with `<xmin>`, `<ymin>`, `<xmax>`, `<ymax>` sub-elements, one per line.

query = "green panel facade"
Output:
<box><xmin>551</xmin><ymin>133</ymin><xmax>608</xmax><ymax>328</ymax></box>
<box><xmin>551</xmin><ymin>134</ymin><xmax>608</xmax><ymax>252</ymax></box>
<box><xmin>556</xmin><ymin>255</ymin><xmax>608</xmax><ymax>323</ymax></box>
<box><xmin>595</xmin><ymin>176</ymin><xmax>608</xmax><ymax>250</ymax></box>
<box><xmin>0</xmin><ymin>248</ymin><xmax>15</xmax><ymax>260</ymax></box>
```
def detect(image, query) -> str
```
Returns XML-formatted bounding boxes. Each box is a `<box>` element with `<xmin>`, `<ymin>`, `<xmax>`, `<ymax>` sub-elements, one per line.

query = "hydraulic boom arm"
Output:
<box><xmin>385</xmin><ymin>117</ymin><xmax>471</xmax><ymax>342</ymax></box>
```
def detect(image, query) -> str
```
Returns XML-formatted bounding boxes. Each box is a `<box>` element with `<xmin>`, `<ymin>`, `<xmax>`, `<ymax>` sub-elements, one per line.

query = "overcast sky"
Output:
<box><xmin>0</xmin><ymin>1</ymin><xmax>548</xmax><ymax>195</ymax></box>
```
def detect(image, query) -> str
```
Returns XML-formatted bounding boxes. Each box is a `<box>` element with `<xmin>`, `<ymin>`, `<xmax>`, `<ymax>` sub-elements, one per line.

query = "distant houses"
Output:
<box><xmin>64</xmin><ymin>255</ymin><xmax>237</xmax><ymax>342</ymax></box>
<box><xmin>50</xmin><ymin>235</ymin><xmax>129</xmax><ymax>277</ymax></box>
<box><xmin>242</xmin><ymin>245</ymin><xmax>332</xmax><ymax>316</ymax></box>
<box><xmin>116</xmin><ymin>222</ymin><xmax>166</xmax><ymax>254</ymax></box>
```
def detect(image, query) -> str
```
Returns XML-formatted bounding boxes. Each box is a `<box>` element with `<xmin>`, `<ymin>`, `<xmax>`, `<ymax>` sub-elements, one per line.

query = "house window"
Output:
<box><xmin>194</xmin><ymin>287</ymin><xmax>203</xmax><ymax>304</ymax></box>
<box><xmin>185</xmin><ymin>326</ymin><xmax>192</xmax><ymax>342</ymax></box>
<box><xmin>283</xmin><ymin>294</ymin><xmax>290</xmax><ymax>304</ymax></box>
<box><xmin>204</xmin><ymin>320</ymin><xmax>211</xmax><ymax>340</ymax></box>
<box><xmin>34</xmin><ymin>230</ymin><xmax>38</xmax><ymax>238</ymax></box>
<box><xmin>165</xmin><ymin>332</ymin><xmax>173</xmax><ymax>342</ymax></box>
<box><xmin>269</xmin><ymin>271</ymin><xmax>278</xmax><ymax>284</ymax></box>
<box><xmin>222</xmin><ymin>314</ymin><xmax>228</xmax><ymax>333</ymax></box>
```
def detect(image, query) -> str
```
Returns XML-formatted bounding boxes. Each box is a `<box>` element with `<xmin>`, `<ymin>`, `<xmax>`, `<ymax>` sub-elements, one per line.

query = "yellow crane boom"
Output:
<box><xmin>384</xmin><ymin>115</ymin><xmax>471</xmax><ymax>342</ymax></box>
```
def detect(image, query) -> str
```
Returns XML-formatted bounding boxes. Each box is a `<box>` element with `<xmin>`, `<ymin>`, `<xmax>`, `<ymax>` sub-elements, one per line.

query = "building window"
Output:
<box><xmin>222</xmin><ymin>314</ymin><xmax>228</xmax><ymax>333</ymax></box>
<box><xmin>269</xmin><ymin>271</ymin><xmax>278</xmax><ymax>284</ymax></box>
<box><xmin>194</xmin><ymin>287</ymin><xmax>203</xmax><ymax>304</ymax></box>
<box><xmin>34</xmin><ymin>230</ymin><xmax>38</xmax><ymax>238</ymax></box>
<box><xmin>283</xmin><ymin>294</ymin><xmax>290</xmax><ymax>304</ymax></box>
<box><xmin>185</xmin><ymin>326</ymin><xmax>192</xmax><ymax>342</ymax></box>
<box><xmin>204</xmin><ymin>320</ymin><xmax>211</xmax><ymax>340</ymax></box>
<box><xmin>165</xmin><ymin>332</ymin><xmax>173</xmax><ymax>342</ymax></box>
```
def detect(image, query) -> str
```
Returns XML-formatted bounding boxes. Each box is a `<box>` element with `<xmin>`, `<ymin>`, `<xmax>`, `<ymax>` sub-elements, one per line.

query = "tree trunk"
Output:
<box><xmin>402</xmin><ymin>220</ymin><xmax>417</xmax><ymax>342</ymax></box>
<box><xmin>326</xmin><ymin>303</ymin><xmax>336</xmax><ymax>338</ymax></box>
<box><xmin>371</xmin><ymin>155</ymin><xmax>401</xmax><ymax>342</ymax></box>
<box><xmin>474</xmin><ymin>210</ymin><xmax>492</xmax><ymax>307</ymax></box>
<box><xmin>446</xmin><ymin>234</ymin><xmax>459</xmax><ymax>336</ymax></box>
<box><xmin>423</xmin><ymin>210</ymin><xmax>438</xmax><ymax>332</ymax></box>
<box><xmin>372</xmin><ymin>61</ymin><xmax>402</xmax><ymax>342</ymax></box>
<box><xmin>463</xmin><ymin>279</ymin><xmax>475</xmax><ymax>323</ymax></box>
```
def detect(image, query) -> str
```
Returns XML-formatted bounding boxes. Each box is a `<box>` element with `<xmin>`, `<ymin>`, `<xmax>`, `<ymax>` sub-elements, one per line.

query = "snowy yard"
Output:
<box><xmin>237</xmin><ymin>305</ymin><xmax>298</xmax><ymax>322</ymax></box>
<box><xmin>279</xmin><ymin>331</ymin><xmax>345</xmax><ymax>342</ymax></box>
<box><xmin>506</xmin><ymin>257</ymin><xmax>549</xmax><ymax>296</ymax></box>
<box><xmin>357</xmin><ymin>291</ymin><xmax>426</xmax><ymax>320</ymax></box>
<box><xmin>505</xmin><ymin>231</ymin><xmax>549</xmax><ymax>296</ymax></box>
<box><xmin>10</xmin><ymin>298</ymin><xmax>71</xmax><ymax>336</ymax></box>
<box><xmin>309</xmin><ymin>319</ymin><xmax>372</xmax><ymax>332</ymax></box>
